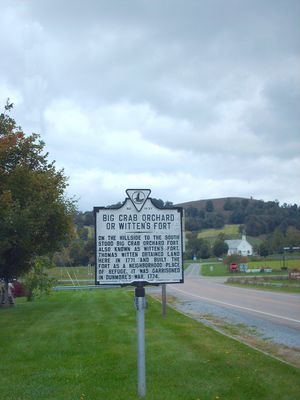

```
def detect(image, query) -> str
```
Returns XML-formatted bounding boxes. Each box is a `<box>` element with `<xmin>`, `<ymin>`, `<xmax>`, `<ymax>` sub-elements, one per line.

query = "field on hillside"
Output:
<box><xmin>196</xmin><ymin>224</ymin><xmax>263</xmax><ymax>247</ymax></box>
<box><xmin>1</xmin><ymin>289</ymin><xmax>300</xmax><ymax>400</ymax></box>
<box><xmin>197</xmin><ymin>224</ymin><xmax>240</xmax><ymax>238</ymax></box>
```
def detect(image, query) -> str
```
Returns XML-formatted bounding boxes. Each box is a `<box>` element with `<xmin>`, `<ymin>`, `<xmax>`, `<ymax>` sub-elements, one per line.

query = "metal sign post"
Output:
<box><xmin>162</xmin><ymin>283</ymin><xmax>167</xmax><ymax>318</ymax></box>
<box><xmin>135</xmin><ymin>285</ymin><xmax>146</xmax><ymax>397</ymax></box>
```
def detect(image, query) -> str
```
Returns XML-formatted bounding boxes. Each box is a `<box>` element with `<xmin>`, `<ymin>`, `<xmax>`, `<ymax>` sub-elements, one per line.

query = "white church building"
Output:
<box><xmin>225</xmin><ymin>234</ymin><xmax>253</xmax><ymax>256</ymax></box>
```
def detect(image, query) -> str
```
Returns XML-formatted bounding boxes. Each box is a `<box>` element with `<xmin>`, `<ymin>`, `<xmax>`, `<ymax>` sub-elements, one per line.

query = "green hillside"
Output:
<box><xmin>63</xmin><ymin>197</ymin><xmax>299</xmax><ymax>267</ymax></box>
<box><xmin>179</xmin><ymin>197</ymin><xmax>300</xmax><ymax>237</ymax></box>
<box><xmin>177</xmin><ymin>196</ymin><xmax>254</xmax><ymax>213</ymax></box>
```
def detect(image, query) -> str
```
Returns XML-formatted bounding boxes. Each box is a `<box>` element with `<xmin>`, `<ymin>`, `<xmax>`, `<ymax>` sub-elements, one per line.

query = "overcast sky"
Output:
<box><xmin>1</xmin><ymin>0</ymin><xmax>299</xmax><ymax>210</ymax></box>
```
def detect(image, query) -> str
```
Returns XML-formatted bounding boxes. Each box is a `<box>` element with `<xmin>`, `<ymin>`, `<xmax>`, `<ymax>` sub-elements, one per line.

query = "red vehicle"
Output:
<box><xmin>229</xmin><ymin>263</ymin><xmax>238</xmax><ymax>272</ymax></box>
<box><xmin>12</xmin><ymin>281</ymin><xmax>26</xmax><ymax>297</ymax></box>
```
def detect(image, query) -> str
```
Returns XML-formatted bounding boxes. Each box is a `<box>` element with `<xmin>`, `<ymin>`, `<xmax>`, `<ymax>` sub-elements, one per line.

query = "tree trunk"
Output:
<box><xmin>1</xmin><ymin>279</ymin><xmax>15</xmax><ymax>308</ymax></box>
<box><xmin>26</xmin><ymin>290</ymin><xmax>33</xmax><ymax>302</ymax></box>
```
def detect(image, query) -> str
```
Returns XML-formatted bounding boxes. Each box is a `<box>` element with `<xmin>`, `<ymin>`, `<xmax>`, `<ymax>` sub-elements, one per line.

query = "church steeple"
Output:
<box><xmin>242</xmin><ymin>228</ymin><xmax>246</xmax><ymax>241</ymax></box>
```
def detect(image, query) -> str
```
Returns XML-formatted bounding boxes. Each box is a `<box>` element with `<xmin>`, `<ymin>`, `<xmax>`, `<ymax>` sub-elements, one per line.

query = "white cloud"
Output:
<box><xmin>0</xmin><ymin>0</ymin><xmax>299</xmax><ymax>209</ymax></box>
<box><xmin>0</xmin><ymin>81</ymin><xmax>23</xmax><ymax>106</ymax></box>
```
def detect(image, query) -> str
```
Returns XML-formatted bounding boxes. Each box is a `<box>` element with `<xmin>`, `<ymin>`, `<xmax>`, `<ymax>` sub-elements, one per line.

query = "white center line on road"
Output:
<box><xmin>170</xmin><ymin>285</ymin><xmax>300</xmax><ymax>325</ymax></box>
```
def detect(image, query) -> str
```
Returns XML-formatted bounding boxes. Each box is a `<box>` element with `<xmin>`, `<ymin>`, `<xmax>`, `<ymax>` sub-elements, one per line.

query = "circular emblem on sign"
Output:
<box><xmin>132</xmin><ymin>190</ymin><xmax>146</xmax><ymax>204</ymax></box>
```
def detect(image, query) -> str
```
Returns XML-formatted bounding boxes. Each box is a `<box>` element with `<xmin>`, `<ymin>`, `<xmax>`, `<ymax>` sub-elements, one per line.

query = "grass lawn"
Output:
<box><xmin>195</xmin><ymin>225</ymin><xmax>262</xmax><ymax>248</ymax></box>
<box><xmin>226</xmin><ymin>281</ymin><xmax>300</xmax><ymax>294</ymax></box>
<box><xmin>201</xmin><ymin>264</ymin><xmax>290</xmax><ymax>277</ymax></box>
<box><xmin>1</xmin><ymin>289</ymin><xmax>300</xmax><ymax>400</ymax></box>
<box><xmin>226</xmin><ymin>277</ymin><xmax>300</xmax><ymax>294</ymax></box>
<box><xmin>248</xmin><ymin>259</ymin><xmax>300</xmax><ymax>269</ymax></box>
<box><xmin>49</xmin><ymin>266</ymin><xmax>95</xmax><ymax>281</ymax></box>
<box><xmin>200</xmin><ymin>263</ymin><xmax>278</xmax><ymax>277</ymax></box>
<box><xmin>201</xmin><ymin>259</ymin><xmax>300</xmax><ymax>277</ymax></box>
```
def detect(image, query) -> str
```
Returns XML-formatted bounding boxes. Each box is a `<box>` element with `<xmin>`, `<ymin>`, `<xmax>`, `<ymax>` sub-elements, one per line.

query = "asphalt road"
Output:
<box><xmin>166</xmin><ymin>264</ymin><xmax>300</xmax><ymax>348</ymax></box>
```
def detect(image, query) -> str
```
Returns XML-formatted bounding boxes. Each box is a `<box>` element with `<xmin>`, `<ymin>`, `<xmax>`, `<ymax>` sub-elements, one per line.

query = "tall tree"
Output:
<box><xmin>270</xmin><ymin>227</ymin><xmax>285</xmax><ymax>253</ymax></box>
<box><xmin>258</xmin><ymin>242</ymin><xmax>269</xmax><ymax>258</ymax></box>
<box><xmin>285</xmin><ymin>227</ymin><xmax>300</xmax><ymax>247</ymax></box>
<box><xmin>213</xmin><ymin>239</ymin><xmax>228</xmax><ymax>258</ymax></box>
<box><xmin>205</xmin><ymin>200</ymin><xmax>214</xmax><ymax>212</ymax></box>
<box><xmin>0</xmin><ymin>101</ymin><xmax>76</xmax><ymax>306</ymax></box>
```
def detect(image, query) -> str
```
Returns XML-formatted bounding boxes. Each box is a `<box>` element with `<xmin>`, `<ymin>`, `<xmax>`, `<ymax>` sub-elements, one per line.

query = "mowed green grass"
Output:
<box><xmin>50</xmin><ymin>265</ymin><xmax>95</xmax><ymax>281</ymax></box>
<box><xmin>201</xmin><ymin>259</ymin><xmax>300</xmax><ymax>277</ymax></box>
<box><xmin>1</xmin><ymin>290</ymin><xmax>300</xmax><ymax>400</ymax></box>
<box><xmin>226</xmin><ymin>282</ymin><xmax>300</xmax><ymax>294</ymax></box>
<box><xmin>195</xmin><ymin>225</ymin><xmax>262</xmax><ymax>248</ymax></box>
<box><xmin>197</xmin><ymin>224</ymin><xmax>240</xmax><ymax>239</ymax></box>
<box><xmin>248</xmin><ymin>259</ymin><xmax>300</xmax><ymax>269</ymax></box>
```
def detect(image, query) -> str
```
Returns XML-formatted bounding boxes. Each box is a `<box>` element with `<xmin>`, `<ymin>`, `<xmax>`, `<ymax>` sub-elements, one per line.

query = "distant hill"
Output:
<box><xmin>175</xmin><ymin>197</ymin><xmax>300</xmax><ymax>237</ymax></box>
<box><xmin>76</xmin><ymin>196</ymin><xmax>300</xmax><ymax>238</ymax></box>
<box><xmin>176</xmin><ymin>197</ymin><xmax>258</xmax><ymax>212</ymax></box>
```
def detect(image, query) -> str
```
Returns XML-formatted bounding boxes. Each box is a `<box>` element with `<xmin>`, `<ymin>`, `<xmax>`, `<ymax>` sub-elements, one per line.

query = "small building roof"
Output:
<box><xmin>225</xmin><ymin>239</ymin><xmax>243</xmax><ymax>247</ymax></box>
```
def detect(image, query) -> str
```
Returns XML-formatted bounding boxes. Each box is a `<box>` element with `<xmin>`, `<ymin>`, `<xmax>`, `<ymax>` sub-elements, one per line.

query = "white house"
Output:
<box><xmin>225</xmin><ymin>234</ymin><xmax>253</xmax><ymax>256</ymax></box>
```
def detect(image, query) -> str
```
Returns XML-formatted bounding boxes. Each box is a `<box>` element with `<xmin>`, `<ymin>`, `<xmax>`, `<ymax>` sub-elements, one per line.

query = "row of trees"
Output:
<box><xmin>185</xmin><ymin>211</ymin><xmax>225</xmax><ymax>231</ymax></box>
<box><xmin>257</xmin><ymin>226</ymin><xmax>300</xmax><ymax>257</ymax></box>
<box><xmin>52</xmin><ymin>237</ymin><xmax>94</xmax><ymax>267</ymax></box>
<box><xmin>69</xmin><ymin>203</ymin><xmax>300</xmax><ymax>264</ymax></box>
<box><xmin>185</xmin><ymin>198</ymin><xmax>300</xmax><ymax>236</ymax></box>
<box><xmin>185</xmin><ymin>233</ymin><xmax>228</xmax><ymax>260</ymax></box>
<box><xmin>185</xmin><ymin>226</ymin><xmax>300</xmax><ymax>261</ymax></box>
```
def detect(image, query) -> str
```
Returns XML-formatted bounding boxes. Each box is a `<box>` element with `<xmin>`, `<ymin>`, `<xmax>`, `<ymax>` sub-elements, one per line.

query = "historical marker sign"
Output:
<box><xmin>94</xmin><ymin>189</ymin><xmax>184</xmax><ymax>285</ymax></box>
